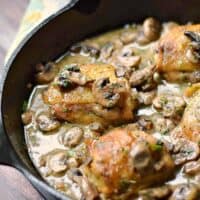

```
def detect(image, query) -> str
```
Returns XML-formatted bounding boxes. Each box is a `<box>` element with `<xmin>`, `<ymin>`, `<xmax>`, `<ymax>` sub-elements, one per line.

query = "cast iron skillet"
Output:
<box><xmin>1</xmin><ymin>0</ymin><xmax>200</xmax><ymax>199</ymax></box>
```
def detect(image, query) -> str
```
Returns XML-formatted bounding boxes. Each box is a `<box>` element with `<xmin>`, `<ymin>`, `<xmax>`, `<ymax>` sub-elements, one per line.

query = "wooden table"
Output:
<box><xmin>0</xmin><ymin>0</ymin><xmax>43</xmax><ymax>199</ymax></box>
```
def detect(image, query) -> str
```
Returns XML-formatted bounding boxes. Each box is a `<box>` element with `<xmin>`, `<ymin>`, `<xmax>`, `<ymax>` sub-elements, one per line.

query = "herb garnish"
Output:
<box><xmin>22</xmin><ymin>100</ymin><xmax>28</xmax><ymax>112</ymax></box>
<box><xmin>151</xmin><ymin>140</ymin><xmax>163</xmax><ymax>151</ymax></box>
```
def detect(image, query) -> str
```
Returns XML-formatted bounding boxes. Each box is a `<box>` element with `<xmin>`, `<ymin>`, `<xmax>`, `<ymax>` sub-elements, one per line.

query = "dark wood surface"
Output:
<box><xmin>0</xmin><ymin>0</ymin><xmax>43</xmax><ymax>199</ymax></box>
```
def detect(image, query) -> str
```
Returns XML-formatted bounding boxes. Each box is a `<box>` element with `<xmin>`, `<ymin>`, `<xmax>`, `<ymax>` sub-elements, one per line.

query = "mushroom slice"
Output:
<box><xmin>70</xmin><ymin>43</ymin><xmax>100</xmax><ymax>57</ymax></box>
<box><xmin>143</xmin><ymin>17</ymin><xmax>161</xmax><ymax>41</ymax></box>
<box><xmin>171</xmin><ymin>139</ymin><xmax>200</xmax><ymax>165</ymax></box>
<box><xmin>152</xmin><ymin>114</ymin><xmax>175</xmax><ymax>134</ymax></box>
<box><xmin>35</xmin><ymin>62</ymin><xmax>58</xmax><ymax>84</ymax></box>
<box><xmin>139</xmin><ymin>185</ymin><xmax>172</xmax><ymax>199</ymax></box>
<box><xmin>88</xmin><ymin>122</ymin><xmax>104</xmax><ymax>133</ymax></box>
<box><xmin>118</xmin><ymin>55</ymin><xmax>141</xmax><ymax>68</ymax></box>
<box><xmin>99</xmin><ymin>42</ymin><xmax>114</xmax><ymax>61</ymax></box>
<box><xmin>129</xmin><ymin>65</ymin><xmax>156</xmax><ymax>87</ymax></box>
<box><xmin>184</xmin><ymin>159</ymin><xmax>200</xmax><ymax>175</ymax></box>
<box><xmin>137</xmin><ymin>17</ymin><xmax>161</xmax><ymax>45</ymax></box>
<box><xmin>130</xmin><ymin>141</ymin><xmax>154</xmax><ymax>175</ymax></box>
<box><xmin>116</xmin><ymin>46</ymin><xmax>141</xmax><ymax>68</ymax></box>
<box><xmin>68</xmin><ymin>168</ymin><xmax>99</xmax><ymax>200</ymax></box>
<box><xmin>137</xmin><ymin>116</ymin><xmax>153</xmax><ymax>131</ymax></box>
<box><xmin>92</xmin><ymin>78</ymin><xmax>128</xmax><ymax>108</ymax></box>
<box><xmin>57</xmin><ymin>64</ymin><xmax>87</xmax><ymax>88</ymax></box>
<box><xmin>137</xmin><ymin>90</ymin><xmax>156</xmax><ymax>105</ymax></box>
<box><xmin>36</xmin><ymin>112</ymin><xmax>60</xmax><ymax>132</ymax></box>
<box><xmin>40</xmin><ymin>149</ymin><xmax>68</xmax><ymax>175</ymax></box>
<box><xmin>21</xmin><ymin>110</ymin><xmax>34</xmax><ymax>125</ymax></box>
<box><xmin>169</xmin><ymin>183</ymin><xmax>200</xmax><ymax>200</ymax></box>
<box><xmin>58</xmin><ymin>127</ymin><xmax>84</xmax><ymax>147</ymax></box>
<box><xmin>153</xmin><ymin>94</ymin><xmax>186</xmax><ymax>118</ymax></box>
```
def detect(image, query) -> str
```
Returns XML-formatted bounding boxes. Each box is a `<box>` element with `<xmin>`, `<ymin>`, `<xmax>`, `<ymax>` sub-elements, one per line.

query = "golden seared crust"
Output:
<box><xmin>180</xmin><ymin>90</ymin><xmax>200</xmax><ymax>143</ymax></box>
<box><xmin>80</xmin><ymin>63</ymin><xmax>117</xmax><ymax>82</ymax></box>
<box><xmin>156</xmin><ymin>25</ymin><xmax>200</xmax><ymax>73</ymax></box>
<box><xmin>84</xmin><ymin>127</ymin><xmax>174</xmax><ymax>197</ymax></box>
<box><xmin>43</xmin><ymin>85</ymin><xmax>63</xmax><ymax>105</ymax></box>
<box><xmin>43</xmin><ymin>64</ymin><xmax>136</xmax><ymax>125</ymax></box>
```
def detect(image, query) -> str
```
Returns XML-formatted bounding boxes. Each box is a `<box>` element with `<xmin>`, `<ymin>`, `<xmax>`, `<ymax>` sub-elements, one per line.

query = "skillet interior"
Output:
<box><xmin>2</xmin><ymin>0</ymin><xmax>200</xmax><ymax>199</ymax></box>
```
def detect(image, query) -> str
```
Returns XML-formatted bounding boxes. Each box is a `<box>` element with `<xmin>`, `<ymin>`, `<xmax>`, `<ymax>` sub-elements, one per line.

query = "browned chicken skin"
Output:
<box><xmin>176</xmin><ymin>90</ymin><xmax>200</xmax><ymax>143</ymax></box>
<box><xmin>156</xmin><ymin>25</ymin><xmax>200</xmax><ymax>82</ymax></box>
<box><xmin>83</xmin><ymin>125</ymin><xmax>174</xmax><ymax>198</ymax></box>
<box><xmin>43</xmin><ymin>63</ymin><xmax>136</xmax><ymax>126</ymax></box>
<box><xmin>155</xmin><ymin>24</ymin><xmax>200</xmax><ymax>144</ymax></box>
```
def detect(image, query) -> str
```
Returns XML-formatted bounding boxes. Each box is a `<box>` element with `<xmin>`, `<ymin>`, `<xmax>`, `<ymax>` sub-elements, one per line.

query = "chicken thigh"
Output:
<box><xmin>156</xmin><ymin>24</ymin><xmax>200</xmax><ymax>82</ymax></box>
<box><xmin>43</xmin><ymin>63</ymin><xmax>136</xmax><ymax>126</ymax></box>
<box><xmin>83</xmin><ymin>125</ymin><xmax>175</xmax><ymax>198</ymax></box>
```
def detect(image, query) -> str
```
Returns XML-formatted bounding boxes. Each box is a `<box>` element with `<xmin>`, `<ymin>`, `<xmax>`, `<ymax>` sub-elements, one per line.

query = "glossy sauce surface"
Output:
<box><xmin>22</xmin><ymin>18</ymin><xmax>200</xmax><ymax>199</ymax></box>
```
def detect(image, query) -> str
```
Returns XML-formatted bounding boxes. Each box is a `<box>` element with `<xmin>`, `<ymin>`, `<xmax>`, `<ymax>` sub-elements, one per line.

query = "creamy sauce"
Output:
<box><xmin>23</xmin><ymin>19</ymin><xmax>200</xmax><ymax>199</ymax></box>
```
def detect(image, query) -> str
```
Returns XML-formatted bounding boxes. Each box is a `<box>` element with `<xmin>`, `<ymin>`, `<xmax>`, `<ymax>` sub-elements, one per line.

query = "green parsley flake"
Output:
<box><xmin>22</xmin><ymin>101</ymin><xmax>28</xmax><ymax>112</ymax></box>
<box><xmin>151</xmin><ymin>141</ymin><xmax>163</xmax><ymax>151</ymax></box>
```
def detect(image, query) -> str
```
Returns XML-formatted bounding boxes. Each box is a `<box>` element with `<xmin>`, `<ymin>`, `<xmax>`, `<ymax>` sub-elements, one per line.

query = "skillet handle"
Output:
<box><xmin>0</xmin><ymin>122</ymin><xmax>14</xmax><ymax>166</ymax></box>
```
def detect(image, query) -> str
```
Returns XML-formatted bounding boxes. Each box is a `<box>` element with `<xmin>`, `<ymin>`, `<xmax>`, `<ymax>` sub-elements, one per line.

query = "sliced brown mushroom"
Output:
<box><xmin>143</xmin><ymin>17</ymin><xmax>161</xmax><ymax>41</ymax></box>
<box><xmin>70</xmin><ymin>43</ymin><xmax>100</xmax><ymax>57</ymax></box>
<box><xmin>68</xmin><ymin>169</ymin><xmax>99</xmax><ymax>200</ymax></box>
<box><xmin>116</xmin><ymin>46</ymin><xmax>141</xmax><ymax>68</ymax></box>
<box><xmin>67</xmin><ymin>157</ymin><xmax>80</xmax><ymax>169</ymax></box>
<box><xmin>40</xmin><ymin>149</ymin><xmax>68</xmax><ymax>175</ymax></box>
<box><xmin>35</xmin><ymin>62</ymin><xmax>58</xmax><ymax>84</ymax></box>
<box><xmin>189</xmin><ymin>71</ymin><xmax>200</xmax><ymax>83</ymax></box>
<box><xmin>136</xmin><ymin>34</ymin><xmax>152</xmax><ymax>46</ymax></box>
<box><xmin>129</xmin><ymin>65</ymin><xmax>156</xmax><ymax>87</ymax></box>
<box><xmin>153</xmin><ymin>94</ymin><xmax>186</xmax><ymax>118</ymax></box>
<box><xmin>186</xmin><ymin>48</ymin><xmax>199</xmax><ymax>64</ymax></box>
<box><xmin>130</xmin><ymin>141</ymin><xmax>154</xmax><ymax>175</ymax></box>
<box><xmin>184</xmin><ymin>31</ymin><xmax>200</xmax><ymax>64</ymax></box>
<box><xmin>171</xmin><ymin>139</ymin><xmax>200</xmax><ymax>165</ymax></box>
<box><xmin>92</xmin><ymin>78</ymin><xmax>127</xmax><ymax>108</ymax></box>
<box><xmin>169</xmin><ymin>183</ymin><xmax>200</xmax><ymax>200</ymax></box>
<box><xmin>99</xmin><ymin>42</ymin><xmax>114</xmax><ymax>61</ymax></box>
<box><xmin>153</xmin><ymin>72</ymin><xmax>162</xmax><ymax>83</ymax></box>
<box><xmin>36</xmin><ymin>112</ymin><xmax>60</xmax><ymax>132</ymax></box>
<box><xmin>88</xmin><ymin>122</ymin><xmax>104</xmax><ymax>133</ymax></box>
<box><xmin>137</xmin><ymin>18</ymin><xmax>161</xmax><ymax>45</ymax></box>
<box><xmin>80</xmin><ymin>176</ymin><xmax>99</xmax><ymax>200</ymax></box>
<box><xmin>57</xmin><ymin>64</ymin><xmax>87</xmax><ymax>88</ymax></box>
<box><xmin>137</xmin><ymin>90</ymin><xmax>156</xmax><ymax>105</ymax></box>
<box><xmin>92</xmin><ymin>104</ymin><xmax>120</xmax><ymax>120</ymax></box>
<box><xmin>184</xmin><ymin>159</ymin><xmax>200</xmax><ymax>175</ymax></box>
<box><xmin>115</xmin><ymin>66</ymin><xmax>131</xmax><ymax>78</ymax></box>
<box><xmin>139</xmin><ymin>185</ymin><xmax>172</xmax><ymax>199</ymax></box>
<box><xmin>152</xmin><ymin>114</ymin><xmax>175</xmax><ymax>134</ymax></box>
<box><xmin>58</xmin><ymin>127</ymin><xmax>84</xmax><ymax>147</ymax></box>
<box><xmin>118</xmin><ymin>54</ymin><xmax>141</xmax><ymax>68</ymax></box>
<box><xmin>21</xmin><ymin>110</ymin><xmax>34</xmax><ymax>125</ymax></box>
<box><xmin>137</xmin><ymin>116</ymin><xmax>153</xmax><ymax>131</ymax></box>
<box><xmin>70</xmin><ymin>43</ymin><xmax>82</xmax><ymax>53</ymax></box>
<box><xmin>47</xmin><ymin>152</ymin><xmax>68</xmax><ymax>174</ymax></box>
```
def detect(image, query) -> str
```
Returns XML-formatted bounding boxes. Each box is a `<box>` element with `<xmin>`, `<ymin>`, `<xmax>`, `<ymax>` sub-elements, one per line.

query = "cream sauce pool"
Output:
<box><xmin>23</xmin><ymin>18</ymin><xmax>200</xmax><ymax>200</ymax></box>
